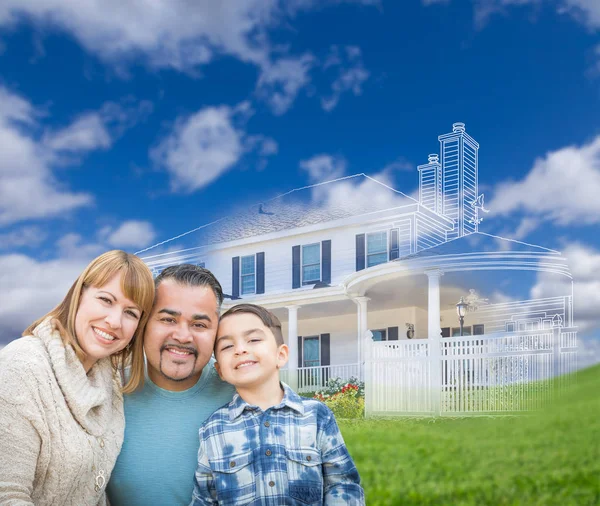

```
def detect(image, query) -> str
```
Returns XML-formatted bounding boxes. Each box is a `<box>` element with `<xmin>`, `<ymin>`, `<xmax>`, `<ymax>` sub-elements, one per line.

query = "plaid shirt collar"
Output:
<box><xmin>228</xmin><ymin>382</ymin><xmax>305</xmax><ymax>421</ymax></box>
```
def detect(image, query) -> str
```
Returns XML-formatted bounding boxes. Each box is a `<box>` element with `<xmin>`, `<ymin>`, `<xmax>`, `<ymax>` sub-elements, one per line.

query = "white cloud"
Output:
<box><xmin>256</xmin><ymin>54</ymin><xmax>314</xmax><ymax>115</ymax></box>
<box><xmin>152</xmin><ymin>105</ymin><xmax>243</xmax><ymax>193</ymax></box>
<box><xmin>43</xmin><ymin>113</ymin><xmax>111</xmax><ymax>153</ymax></box>
<box><xmin>488</xmin><ymin>135</ymin><xmax>600</xmax><ymax>226</ymax></box>
<box><xmin>321</xmin><ymin>45</ymin><xmax>370</xmax><ymax>112</ymax></box>
<box><xmin>560</xmin><ymin>0</ymin><xmax>600</xmax><ymax>29</ymax></box>
<box><xmin>300</xmin><ymin>154</ymin><xmax>347</xmax><ymax>183</ymax></box>
<box><xmin>152</xmin><ymin>103</ymin><xmax>276</xmax><ymax>192</ymax></box>
<box><xmin>577</xmin><ymin>336</ymin><xmax>600</xmax><ymax>369</ymax></box>
<box><xmin>425</xmin><ymin>0</ymin><xmax>600</xmax><ymax>30</ymax></box>
<box><xmin>0</xmin><ymin>226</ymin><xmax>47</xmax><ymax>249</ymax></box>
<box><xmin>103</xmin><ymin>220</ymin><xmax>157</xmax><ymax>249</ymax></box>
<box><xmin>0</xmin><ymin>1</ymin><xmax>275</xmax><ymax>71</ymax></box>
<box><xmin>0</xmin><ymin>253</ymin><xmax>88</xmax><ymax>342</ymax></box>
<box><xmin>0</xmin><ymin>87</ymin><xmax>93</xmax><ymax>225</ymax></box>
<box><xmin>531</xmin><ymin>243</ymin><xmax>600</xmax><ymax>335</ymax></box>
<box><xmin>0</xmin><ymin>87</ymin><xmax>152</xmax><ymax>226</ymax></box>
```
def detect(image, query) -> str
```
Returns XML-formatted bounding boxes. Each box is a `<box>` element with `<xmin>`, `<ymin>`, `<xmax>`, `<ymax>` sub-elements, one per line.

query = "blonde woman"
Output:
<box><xmin>0</xmin><ymin>250</ymin><xmax>155</xmax><ymax>505</ymax></box>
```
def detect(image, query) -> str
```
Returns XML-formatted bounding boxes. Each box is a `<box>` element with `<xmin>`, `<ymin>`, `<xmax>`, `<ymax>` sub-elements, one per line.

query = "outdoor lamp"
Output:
<box><xmin>456</xmin><ymin>297</ymin><xmax>468</xmax><ymax>336</ymax></box>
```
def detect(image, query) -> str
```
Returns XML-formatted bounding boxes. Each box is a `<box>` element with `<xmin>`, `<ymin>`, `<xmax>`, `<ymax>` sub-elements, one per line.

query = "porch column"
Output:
<box><xmin>426</xmin><ymin>269</ymin><xmax>443</xmax><ymax>339</ymax></box>
<box><xmin>352</xmin><ymin>297</ymin><xmax>370</xmax><ymax>368</ymax></box>
<box><xmin>286</xmin><ymin>305</ymin><xmax>300</xmax><ymax>391</ymax></box>
<box><xmin>426</xmin><ymin>269</ymin><xmax>443</xmax><ymax>415</ymax></box>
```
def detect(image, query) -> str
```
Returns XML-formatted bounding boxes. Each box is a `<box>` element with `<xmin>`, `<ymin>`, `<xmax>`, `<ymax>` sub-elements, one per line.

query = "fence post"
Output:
<box><xmin>363</xmin><ymin>330</ymin><xmax>373</xmax><ymax>418</ymax></box>
<box><xmin>426</xmin><ymin>269</ymin><xmax>444</xmax><ymax>416</ymax></box>
<box><xmin>553</xmin><ymin>326</ymin><xmax>562</xmax><ymax>393</ymax></box>
<box><xmin>430</xmin><ymin>336</ymin><xmax>441</xmax><ymax>416</ymax></box>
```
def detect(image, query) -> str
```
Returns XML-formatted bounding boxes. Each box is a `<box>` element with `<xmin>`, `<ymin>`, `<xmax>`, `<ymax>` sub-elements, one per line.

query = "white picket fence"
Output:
<box><xmin>364</xmin><ymin>327</ymin><xmax>578</xmax><ymax>416</ymax></box>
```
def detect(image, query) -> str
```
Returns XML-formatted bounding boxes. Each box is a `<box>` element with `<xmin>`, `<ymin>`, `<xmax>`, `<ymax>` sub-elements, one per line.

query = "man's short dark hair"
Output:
<box><xmin>219</xmin><ymin>303</ymin><xmax>284</xmax><ymax>347</ymax></box>
<box><xmin>155</xmin><ymin>264</ymin><xmax>224</xmax><ymax>307</ymax></box>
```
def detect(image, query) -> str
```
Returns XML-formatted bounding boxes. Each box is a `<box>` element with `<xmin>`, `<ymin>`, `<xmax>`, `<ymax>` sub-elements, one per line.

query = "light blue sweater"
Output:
<box><xmin>107</xmin><ymin>360</ymin><xmax>235</xmax><ymax>506</ymax></box>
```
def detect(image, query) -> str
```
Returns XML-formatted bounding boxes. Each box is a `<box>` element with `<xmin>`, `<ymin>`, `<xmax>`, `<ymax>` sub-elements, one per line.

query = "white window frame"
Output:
<box><xmin>301</xmin><ymin>242</ymin><xmax>322</xmax><ymax>285</ymax></box>
<box><xmin>366</xmin><ymin>231</ymin><xmax>388</xmax><ymax>268</ymax></box>
<box><xmin>240</xmin><ymin>254</ymin><xmax>256</xmax><ymax>295</ymax></box>
<box><xmin>302</xmin><ymin>335</ymin><xmax>321</xmax><ymax>368</ymax></box>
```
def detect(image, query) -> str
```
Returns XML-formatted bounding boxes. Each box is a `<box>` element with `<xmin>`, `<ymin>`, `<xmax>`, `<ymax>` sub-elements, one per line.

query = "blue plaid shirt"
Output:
<box><xmin>190</xmin><ymin>383</ymin><xmax>365</xmax><ymax>506</ymax></box>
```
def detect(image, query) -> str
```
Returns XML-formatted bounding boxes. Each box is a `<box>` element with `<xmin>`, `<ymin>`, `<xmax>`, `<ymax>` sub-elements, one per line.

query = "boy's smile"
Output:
<box><xmin>215</xmin><ymin>313</ymin><xmax>288</xmax><ymax>389</ymax></box>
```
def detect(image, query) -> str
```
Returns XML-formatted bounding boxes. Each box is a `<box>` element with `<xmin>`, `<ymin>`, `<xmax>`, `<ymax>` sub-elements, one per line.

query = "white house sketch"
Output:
<box><xmin>140</xmin><ymin>123</ymin><xmax>578</xmax><ymax>416</ymax></box>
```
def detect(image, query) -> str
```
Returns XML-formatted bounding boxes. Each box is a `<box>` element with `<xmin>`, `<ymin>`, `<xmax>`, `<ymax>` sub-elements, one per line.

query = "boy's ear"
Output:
<box><xmin>276</xmin><ymin>344</ymin><xmax>289</xmax><ymax>369</ymax></box>
<box><xmin>214</xmin><ymin>360</ymin><xmax>225</xmax><ymax>380</ymax></box>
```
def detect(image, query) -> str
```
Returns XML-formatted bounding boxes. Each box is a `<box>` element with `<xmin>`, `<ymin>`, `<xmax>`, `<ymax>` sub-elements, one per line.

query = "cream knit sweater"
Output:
<box><xmin>0</xmin><ymin>319</ymin><xmax>125</xmax><ymax>505</ymax></box>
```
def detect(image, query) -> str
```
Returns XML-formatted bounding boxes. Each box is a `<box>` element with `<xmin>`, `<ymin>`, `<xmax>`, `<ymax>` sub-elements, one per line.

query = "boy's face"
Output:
<box><xmin>214</xmin><ymin>312</ymin><xmax>288</xmax><ymax>389</ymax></box>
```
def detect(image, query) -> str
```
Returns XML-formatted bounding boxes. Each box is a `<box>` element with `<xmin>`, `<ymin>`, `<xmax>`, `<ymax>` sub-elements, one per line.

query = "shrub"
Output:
<box><xmin>315</xmin><ymin>382</ymin><xmax>364</xmax><ymax>419</ymax></box>
<box><xmin>317</xmin><ymin>376</ymin><xmax>365</xmax><ymax>398</ymax></box>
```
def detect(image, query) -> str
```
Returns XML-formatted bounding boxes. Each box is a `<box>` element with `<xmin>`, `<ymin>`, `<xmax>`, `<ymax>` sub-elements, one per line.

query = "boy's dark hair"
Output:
<box><xmin>155</xmin><ymin>264</ymin><xmax>223</xmax><ymax>307</ymax></box>
<box><xmin>219</xmin><ymin>303</ymin><xmax>284</xmax><ymax>347</ymax></box>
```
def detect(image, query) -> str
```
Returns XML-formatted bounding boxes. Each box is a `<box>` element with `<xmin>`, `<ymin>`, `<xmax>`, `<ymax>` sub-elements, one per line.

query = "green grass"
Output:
<box><xmin>339</xmin><ymin>364</ymin><xmax>600</xmax><ymax>505</ymax></box>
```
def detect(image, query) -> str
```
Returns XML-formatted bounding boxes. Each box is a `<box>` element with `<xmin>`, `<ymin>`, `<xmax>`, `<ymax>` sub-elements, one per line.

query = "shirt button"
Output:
<box><xmin>230</xmin><ymin>461</ymin><xmax>236</xmax><ymax>468</ymax></box>
<box><xmin>269</xmin><ymin>481</ymin><xmax>275</xmax><ymax>487</ymax></box>
<box><xmin>264</xmin><ymin>421</ymin><xmax>270</xmax><ymax>427</ymax></box>
<box><xmin>306</xmin><ymin>455</ymin><xmax>312</xmax><ymax>462</ymax></box>
<box><xmin>265</xmin><ymin>449</ymin><xmax>272</xmax><ymax>456</ymax></box>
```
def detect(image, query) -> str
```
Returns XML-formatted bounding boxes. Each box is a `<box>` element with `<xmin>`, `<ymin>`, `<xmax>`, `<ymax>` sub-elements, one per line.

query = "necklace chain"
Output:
<box><xmin>87</xmin><ymin>434</ymin><xmax>107</xmax><ymax>493</ymax></box>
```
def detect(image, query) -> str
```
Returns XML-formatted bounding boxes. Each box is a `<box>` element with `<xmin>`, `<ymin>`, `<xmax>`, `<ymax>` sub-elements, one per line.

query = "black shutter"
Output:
<box><xmin>292</xmin><ymin>245</ymin><xmax>301</xmax><ymax>289</ymax></box>
<box><xmin>320</xmin><ymin>333</ymin><xmax>330</xmax><ymax>366</ymax></box>
<box><xmin>320</xmin><ymin>333</ymin><xmax>330</xmax><ymax>386</ymax></box>
<box><xmin>473</xmin><ymin>324</ymin><xmax>485</xmax><ymax>335</ymax></box>
<box><xmin>356</xmin><ymin>234</ymin><xmax>365</xmax><ymax>271</ymax></box>
<box><xmin>256</xmin><ymin>252</ymin><xmax>265</xmax><ymax>294</ymax></box>
<box><xmin>232</xmin><ymin>257</ymin><xmax>240</xmax><ymax>299</ymax></box>
<box><xmin>388</xmin><ymin>326</ymin><xmax>399</xmax><ymax>341</ymax></box>
<box><xmin>298</xmin><ymin>335</ymin><xmax>303</xmax><ymax>368</ymax></box>
<box><xmin>321</xmin><ymin>240</ymin><xmax>331</xmax><ymax>284</ymax></box>
<box><xmin>389</xmin><ymin>229</ymin><xmax>399</xmax><ymax>260</ymax></box>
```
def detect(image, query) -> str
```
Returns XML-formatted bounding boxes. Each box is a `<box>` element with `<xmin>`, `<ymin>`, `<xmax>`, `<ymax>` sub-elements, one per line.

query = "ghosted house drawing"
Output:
<box><xmin>142</xmin><ymin>123</ymin><xmax>577</xmax><ymax>416</ymax></box>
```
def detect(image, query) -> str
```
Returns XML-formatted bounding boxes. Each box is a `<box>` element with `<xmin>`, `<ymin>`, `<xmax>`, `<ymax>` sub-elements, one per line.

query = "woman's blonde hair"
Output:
<box><xmin>24</xmin><ymin>250</ymin><xmax>155</xmax><ymax>393</ymax></box>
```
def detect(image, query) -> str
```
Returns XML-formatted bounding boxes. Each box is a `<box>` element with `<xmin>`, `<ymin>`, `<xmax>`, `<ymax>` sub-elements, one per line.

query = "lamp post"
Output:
<box><xmin>456</xmin><ymin>297</ymin><xmax>468</xmax><ymax>337</ymax></box>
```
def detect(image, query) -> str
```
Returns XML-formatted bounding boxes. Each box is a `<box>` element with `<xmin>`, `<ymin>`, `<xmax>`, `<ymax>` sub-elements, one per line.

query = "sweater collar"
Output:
<box><xmin>33</xmin><ymin>319</ymin><xmax>121</xmax><ymax>436</ymax></box>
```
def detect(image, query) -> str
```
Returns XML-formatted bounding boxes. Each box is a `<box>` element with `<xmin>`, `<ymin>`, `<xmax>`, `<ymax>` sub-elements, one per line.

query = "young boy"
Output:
<box><xmin>190</xmin><ymin>303</ymin><xmax>365</xmax><ymax>506</ymax></box>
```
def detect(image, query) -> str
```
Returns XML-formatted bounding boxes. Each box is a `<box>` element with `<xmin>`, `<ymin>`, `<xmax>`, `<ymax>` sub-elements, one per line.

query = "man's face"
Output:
<box><xmin>144</xmin><ymin>279</ymin><xmax>219</xmax><ymax>391</ymax></box>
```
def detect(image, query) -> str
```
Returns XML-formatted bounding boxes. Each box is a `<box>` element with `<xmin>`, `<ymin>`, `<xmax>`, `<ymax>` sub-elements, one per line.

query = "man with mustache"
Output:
<box><xmin>107</xmin><ymin>264</ymin><xmax>235</xmax><ymax>506</ymax></box>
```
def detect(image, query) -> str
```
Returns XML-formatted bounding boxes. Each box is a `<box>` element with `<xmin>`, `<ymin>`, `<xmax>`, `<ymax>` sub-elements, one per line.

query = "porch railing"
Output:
<box><xmin>281</xmin><ymin>363</ymin><xmax>361</xmax><ymax>393</ymax></box>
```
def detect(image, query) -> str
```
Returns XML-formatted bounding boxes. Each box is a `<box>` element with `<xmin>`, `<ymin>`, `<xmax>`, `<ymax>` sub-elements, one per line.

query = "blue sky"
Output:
<box><xmin>0</xmin><ymin>0</ymin><xmax>599</xmax><ymax>363</ymax></box>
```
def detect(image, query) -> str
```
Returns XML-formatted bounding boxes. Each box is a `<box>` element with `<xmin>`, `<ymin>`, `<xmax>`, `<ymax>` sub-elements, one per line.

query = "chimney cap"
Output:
<box><xmin>453</xmin><ymin>122</ymin><xmax>466</xmax><ymax>133</ymax></box>
<box><xmin>428</xmin><ymin>154</ymin><xmax>439</xmax><ymax>163</ymax></box>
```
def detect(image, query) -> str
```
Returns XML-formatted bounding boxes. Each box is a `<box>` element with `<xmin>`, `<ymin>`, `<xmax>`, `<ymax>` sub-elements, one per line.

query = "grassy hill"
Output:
<box><xmin>340</xmin><ymin>364</ymin><xmax>600</xmax><ymax>505</ymax></box>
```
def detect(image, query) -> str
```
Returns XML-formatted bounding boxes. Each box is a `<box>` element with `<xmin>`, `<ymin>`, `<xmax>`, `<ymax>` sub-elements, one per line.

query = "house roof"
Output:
<box><xmin>407</xmin><ymin>232</ymin><xmax>561</xmax><ymax>258</ymax></box>
<box><xmin>141</xmin><ymin>174</ymin><xmax>420</xmax><ymax>253</ymax></box>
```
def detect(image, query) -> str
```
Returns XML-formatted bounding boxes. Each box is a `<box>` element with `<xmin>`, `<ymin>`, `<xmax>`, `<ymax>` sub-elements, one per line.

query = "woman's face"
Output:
<box><xmin>75</xmin><ymin>272</ymin><xmax>142</xmax><ymax>371</ymax></box>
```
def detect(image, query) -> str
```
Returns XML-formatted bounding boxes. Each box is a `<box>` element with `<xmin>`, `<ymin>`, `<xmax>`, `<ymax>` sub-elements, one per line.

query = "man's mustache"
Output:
<box><xmin>160</xmin><ymin>343</ymin><xmax>198</xmax><ymax>357</ymax></box>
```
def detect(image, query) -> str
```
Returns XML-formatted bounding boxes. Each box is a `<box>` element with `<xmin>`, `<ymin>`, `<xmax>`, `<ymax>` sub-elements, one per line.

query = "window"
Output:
<box><xmin>302</xmin><ymin>243</ymin><xmax>321</xmax><ymax>284</ymax></box>
<box><xmin>240</xmin><ymin>255</ymin><xmax>256</xmax><ymax>295</ymax></box>
<box><xmin>473</xmin><ymin>324</ymin><xmax>485</xmax><ymax>335</ymax></box>
<box><xmin>371</xmin><ymin>329</ymin><xmax>387</xmax><ymax>341</ymax></box>
<box><xmin>302</xmin><ymin>336</ymin><xmax>320</xmax><ymax>367</ymax></box>
<box><xmin>452</xmin><ymin>326</ymin><xmax>472</xmax><ymax>337</ymax></box>
<box><xmin>367</xmin><ymin>232</ymin><xmax>388</xmax><ymax>267</ymax></box>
